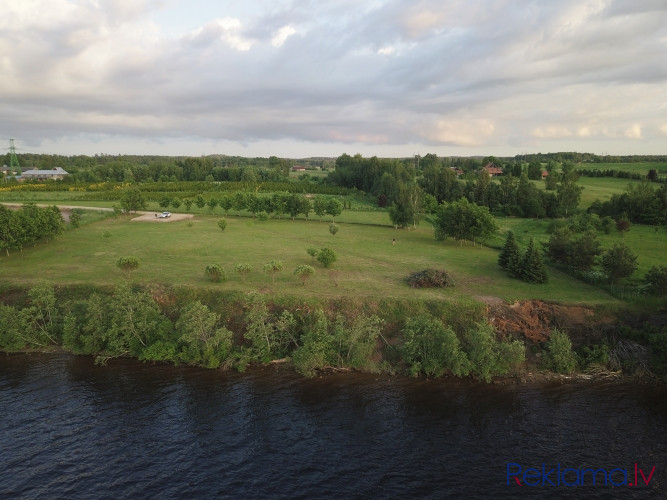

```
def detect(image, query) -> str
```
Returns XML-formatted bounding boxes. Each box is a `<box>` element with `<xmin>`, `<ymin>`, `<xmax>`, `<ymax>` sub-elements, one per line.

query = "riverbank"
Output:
<box><xmin>1</xmin><ymin>282</ymin><xmax>664</xmax><ymax>383</ymax></box>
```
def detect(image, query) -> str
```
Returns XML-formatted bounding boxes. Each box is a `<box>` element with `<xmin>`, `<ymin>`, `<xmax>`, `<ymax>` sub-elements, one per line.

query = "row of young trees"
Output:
<box><xmin>0</xmin><ymin>204</ymin><xmax>65</xmax><ymax>256</ymax></box>
<box><xmin>154</xmin><ymin>191</ymin><xmax>344</xmax><ymax>221</ymax></box>
<box><xmin>0</xmin><ymin>283</ymin><xmax>528</xmax><ymax>380</ymax></box>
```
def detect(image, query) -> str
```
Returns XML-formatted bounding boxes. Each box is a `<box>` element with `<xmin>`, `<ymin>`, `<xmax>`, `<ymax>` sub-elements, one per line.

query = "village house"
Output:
<box><xmin>19</xmin><ymin>167</ymin><xmax>69</xmax><ymax>181</ymax></box>
<box><xmin>482</xmin><ymin>162</ymin><xmax>504</xmax><ymax>177</ymax></box>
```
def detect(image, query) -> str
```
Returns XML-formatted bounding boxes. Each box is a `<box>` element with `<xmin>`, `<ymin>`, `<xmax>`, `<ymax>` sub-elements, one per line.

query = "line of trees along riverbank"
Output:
<box><xmin>1</xmin><ymin>283</ymin><xmax>665</xmax><ymax>381</ymax></box>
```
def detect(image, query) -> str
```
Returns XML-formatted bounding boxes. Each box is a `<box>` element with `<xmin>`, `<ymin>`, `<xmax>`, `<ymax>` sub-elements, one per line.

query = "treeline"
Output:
<box><xmin>588</xmin><ymin>182</ymin><xmax>667</xmax><ymax>225</ymax></box>
<box><xmin>0</xmin><ymin>283</ymin><xmax>530</xmax><ymax>381</ymax></box>
<box><xmin>0</xmin><ymin>204</ymin><xmax>65</xmax><ymax>256</ymax></box>
<box><xmin>7</xmin><ymin>154</ymin><xmax>309</xmax><ymax>184</ymax></box>
<box><xmin>576</xmin><ymin>168</ymin><xmax>666</xmax><ymax>182</ymax></box>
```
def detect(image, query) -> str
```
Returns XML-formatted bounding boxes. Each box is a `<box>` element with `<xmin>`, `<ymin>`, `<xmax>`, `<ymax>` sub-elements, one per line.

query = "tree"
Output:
<box><xmin>235</xmin><ymin>263</ymin><xmax>252</xmax><ymax>282</ymax></box>
<box><xmin>434</xmin><ymin>198</ymin><xmax>497</xmax><ymax>246</ymax></box>
<box><xmin>263</xmin><ymin>260</ymin><xmax>284</xmax><ymax>284</ymax></box>
<box><xmin>557</xmin><ymin>164</ymin><xmax>583</xmax><ymax>216</ymax></box>
<box><xmin>171</xmin><ymin>197</ymin><xmax>182</xmax><ymax>209</ymax></box>
<box><xmin>294</xmin><ymin>265</ymin><xmax>315</xmax><ymax>285</ymax></box>
<box><xmin>159</xmin><ymin>196</ymin><xmax>172</xmax><ymax>209</ymax></box>
<box><xmin>527</xmin><ymin>161</ymin><xmax>543</xmax><ymax>180</ymax></box>
<box><xmin>520</xmin><ymin>238</ymin><xmax>548</xmax><ymax>284</ymax></box>
<box><xmin>544</xmin><ymin>330</ymin><xmax>577</xmax><ymax>373</ymax></box>
<box><xmin>116</xmin><ymin>256</ymin><xmax>140</xmax><ymax>278</ymax></box>
<box><xmin>313</xmin><ymin>195</ymin><xmax>328</xmax><ymax>220</ymax></box>
<box><xmin>176</xmin><ymin>301</ymin><xmax>232</xmax><ymax>368</ymax></box>
<box><xmin>317</xmin><ymin>247</ymin><xmax>337</xmax><ymax>268</ymax></box>
<box><xmin>498</xmin><ymin>231</ymin><xmax>520</xmax><ymax>270</ymax></box>
<box><xmin>326</xmin><ymin>198</ymin><xmax>343</xmax><ymax>222</ymax></box>
<box><xmin>207</xmin><ymin>197</ymin><xmax>218</xmax><ymax>212</ymax></box>
<box><xmin>601</xmin><ymin>243</ymin><xmax>638</xmax><ymax>284</ymax></box>
<box><xmin>195</xmin><ymin>194</ymin><xmax>206</xmax><ymax>210</ymax></box>
<box><xmin>462</xmin><ymin>322</ymin><xmax>525</xmax><ymax>382</ymax></box>
<box><xmin>205</xmin><ymin>263</ymin><xmax>226</xmax><ymax>283</ymax></box>
<box><xmin>120</xmin><ymin>188</ymin><xmax>147</xmax><ymax>214</ymax></box>
<box><xmin>104</xmin><ymin>284</ymin><xmax>173</xmax><ymax>361</ymax></box>
<box><xmin>402</xmin><ymin>314</ymin><xmax>470</xmax><ymax>377</ymax></box>
<box><xmin>645</xmin><ymin>265</ymin><xmax>667</xmax><ymax>295</ymax></box>
<box><xmin>183</xmin><ymin>198</ymin><xmax>193</xmax><ymax>211</ymax></box>
<box><xmin>217</xmin><ymin>218</ymin><xmax>227</xmax><ymax>232</ymax></box>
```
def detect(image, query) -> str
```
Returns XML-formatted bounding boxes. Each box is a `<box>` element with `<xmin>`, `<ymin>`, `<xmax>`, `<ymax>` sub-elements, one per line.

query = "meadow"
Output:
<box><xmin>0</xmin><ymin>210</ymin><xmax>635</xmax><ymax>306</ymax></box>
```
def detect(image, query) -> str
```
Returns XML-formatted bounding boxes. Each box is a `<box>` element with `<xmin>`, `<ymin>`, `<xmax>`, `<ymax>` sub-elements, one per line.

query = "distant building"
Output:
<box><xmin>291</xmin><ymin>166</ymin><xmax>306</xmax><ymax>172</ymax></box>
<box><xmin>20</xmin><ymin>167</ymin><xmax>69</xmax><ymax>181</ymax></box>
<box><xmin>482</xmin><ymin>162</ymin><xmax>504</xmax><ymax>177</ymax></box>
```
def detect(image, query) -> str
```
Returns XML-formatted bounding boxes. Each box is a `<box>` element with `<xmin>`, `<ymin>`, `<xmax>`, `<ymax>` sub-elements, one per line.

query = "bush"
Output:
<box><xmin>462</xmin><ymin>322</ymin><xmax>525</xmax><ymax>382</ymax></box>
<box><xmin>407</xmin><ymin>269</ymin><xmax>455</xmax><ymax>288</ymax></box>
<box><xmin>329</xmin><ymin>223</ymin><xmax>339</xmax><ymax>235</ymax></box>
<box><xmin>543</xmin><ymin>330</ymin><xmax>578</xmax><ymax>374</ymax></box>
<box><xmin>205</xmin><ymin>264</ymin><xmax>227</xmax><ymax>283</ymax></box>
<box><xmin>257</xmin><ymin>211</ymin><xmax>269</xmax><ymax>221</ymax></box>
<box><xmin>317</xmin><ymin>247</ymin><xmax>337</xmax><ymax>268</ymax></box>
<box><xmin>217</xmin><ymin>218</ymin><xmax>227</xmax><ymax>231</ymax></box>
<box><xmin>306</xmin><ymin>247</ymin><xmax>319</xmax><ymax>260</ymax></box>
<box><xmin>645</xmin><ymin>265</ymin><xmax>667</xmax><ymax>295</ymax></box>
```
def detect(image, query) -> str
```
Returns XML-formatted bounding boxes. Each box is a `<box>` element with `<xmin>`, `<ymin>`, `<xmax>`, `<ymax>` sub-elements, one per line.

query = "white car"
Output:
<box><xmin>158</xmin><ymin>211</ymin><xmax>171</xmax><ymax>218</ymax></box>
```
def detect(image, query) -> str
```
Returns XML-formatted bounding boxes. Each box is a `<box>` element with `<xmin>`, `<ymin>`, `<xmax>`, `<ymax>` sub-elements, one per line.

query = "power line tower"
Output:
<box><xmin>8</xmin><ymin>138</ymin><xmax>21</xmax><ymax>175</ymax></box>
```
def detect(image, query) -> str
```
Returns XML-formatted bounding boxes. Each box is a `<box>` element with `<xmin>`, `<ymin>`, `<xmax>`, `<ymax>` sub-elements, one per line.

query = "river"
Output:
<box><xmin>1</xmin><ymin>353</ymin><xmax>665</xmax><ymax>499</ymax></box>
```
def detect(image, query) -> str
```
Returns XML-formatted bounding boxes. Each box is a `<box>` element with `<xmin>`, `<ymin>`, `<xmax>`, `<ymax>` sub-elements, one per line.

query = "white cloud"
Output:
<box><xmin>420</xmin><ymin>118</ymin><xmax>495</xmax><ymax>147</ymax></box>
<box><xmin>271</xmin><ymin>25</ymin><xmax>296</xmax><ymax>48</ymax></box>
<box><xmin>624</xmin><ymin>124</ymin><xmax>643</xmax><ymax>139</ymax></box>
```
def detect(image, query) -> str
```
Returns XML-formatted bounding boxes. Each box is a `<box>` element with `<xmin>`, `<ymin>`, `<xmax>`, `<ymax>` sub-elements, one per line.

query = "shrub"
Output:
<box><xmin>205</xmin><ymin>264</ymin><xmax>227</xmax><ymax>283</ymax></box>
<box><xmin>329</xmin><ymin>223</ymin><xmax>339</xmax><ymax>235</ymax></box>
<box><xmin>69</xmin><ymin>210</ymin><xmax>82</xmax><ymax>228</ymax></box>
<box><xmin>645</xmin><ymin>265</ymin><xmax>667</xmax><ymax>296</ymax></box>
<box><xmin>294</xmin><ymin>265</ymin><xmax>315</xmax><ymax>285</ymax></box>
<box><xmin>407</xmin><ymin>269</ymin><xmax>455</xmax><ymax>289</ymax></box>
<box><xmin>307</xmin><ymin>247</ymin><xmax>319</xmax><ymax>260</ymax></box>
<box><xmin>616</xmin><ymin>218</ymin><xmax>631</xmax><ymax>232</ymax></box>
<box><xmin>543</xmin><ymin>330</ymin><xmax>578</xmax><ymax>374</ymax></box>
<box><xmin>217</xmin><ymin>218</ymin><xmax>227</xmax><ymax>231</ymax></box>
<box><xmin>317</xmin><ymin>247</ymin><xmax>337</xmax><ymax>268</ymax></box>
<box><xmin>257</xmin><ymin>211</ymin><xmax>269</xmax><ymax>221</ymax></box>
<box><xmin>462</xmin><ymin>322</ymin><xmax>525</xmax><ymax>382</ymax></box>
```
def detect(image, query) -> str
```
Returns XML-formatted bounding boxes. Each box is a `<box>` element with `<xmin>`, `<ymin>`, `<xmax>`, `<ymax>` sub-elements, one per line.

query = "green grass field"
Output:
<box><xmin>0</xmin><ymin>212</ymin><xmax>626</xmax><ymax>306</ymax></box>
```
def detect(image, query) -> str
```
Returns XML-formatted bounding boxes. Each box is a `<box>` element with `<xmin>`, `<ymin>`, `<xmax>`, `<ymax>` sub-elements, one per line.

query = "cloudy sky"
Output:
<box><xmin>2</xmin><ymin>0</ymin><xmax>666</xmax><ymax>158</ymax></box>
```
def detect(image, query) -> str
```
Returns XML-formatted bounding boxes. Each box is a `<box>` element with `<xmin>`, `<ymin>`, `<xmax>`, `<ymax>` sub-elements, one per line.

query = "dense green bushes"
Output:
<box><xmin>0</xmin><ymin>282</ymin><xmax>530</xmax><ymax>381</ymax></box>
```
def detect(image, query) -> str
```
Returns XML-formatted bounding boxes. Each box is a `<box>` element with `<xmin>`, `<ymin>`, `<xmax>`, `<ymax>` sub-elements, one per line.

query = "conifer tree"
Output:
<box><xmin>498</xmin><ymin>231</ymin><xmax>520</xmax><ymax>269</ymax></box>
<box><xmin>520</xmin><ymin>238</ymin><xmax>548</xmax><ymax>284</ymax></box>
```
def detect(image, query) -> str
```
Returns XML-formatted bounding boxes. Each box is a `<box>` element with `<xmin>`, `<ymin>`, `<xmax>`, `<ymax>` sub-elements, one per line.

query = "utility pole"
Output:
<box><xmin>9</xmin><ymin>138</ymin><xmax>21</xmax><ymax>175</ymax></box>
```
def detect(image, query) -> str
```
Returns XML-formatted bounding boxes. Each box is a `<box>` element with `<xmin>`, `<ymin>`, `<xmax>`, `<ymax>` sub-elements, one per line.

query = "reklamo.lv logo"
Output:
<box><xmin>507</xmin><ymin>463</ymin><xmax>656</xmax><ymax>487</ymax></box>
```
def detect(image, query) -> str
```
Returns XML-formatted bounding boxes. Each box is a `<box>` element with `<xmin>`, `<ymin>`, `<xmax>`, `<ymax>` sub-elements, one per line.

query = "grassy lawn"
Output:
<box><xmin>0</xmin><ymin>214</ymin><xmax>621</xmax><ymax>305</ymax></box>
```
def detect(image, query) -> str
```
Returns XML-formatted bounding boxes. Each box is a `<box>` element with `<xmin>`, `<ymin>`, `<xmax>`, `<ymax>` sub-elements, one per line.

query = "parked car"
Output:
<box><xmin>158</xmin><ymin>211</ymin><xmax>171</xmax><ymax>218</ymax></box>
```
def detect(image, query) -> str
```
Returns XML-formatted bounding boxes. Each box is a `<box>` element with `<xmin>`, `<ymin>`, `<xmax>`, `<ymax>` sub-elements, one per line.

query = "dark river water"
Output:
<box><xmin>1</xmin><ymin>353</ymin><xmax>665</xmax><ymax>499</ymax></box>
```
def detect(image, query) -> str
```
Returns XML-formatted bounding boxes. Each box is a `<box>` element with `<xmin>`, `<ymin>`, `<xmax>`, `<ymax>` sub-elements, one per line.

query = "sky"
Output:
<box><xmin>1</xmin><ymin>0</ymin><xmax>666</xmax><ymax>159</ymax></box>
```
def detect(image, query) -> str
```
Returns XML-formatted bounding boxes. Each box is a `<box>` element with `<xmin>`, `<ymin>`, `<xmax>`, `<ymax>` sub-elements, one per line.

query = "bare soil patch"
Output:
<box><xmin>131</xmin><ymin>213</ymin><xmax>194</xmax><ymax>223</ymax></box>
